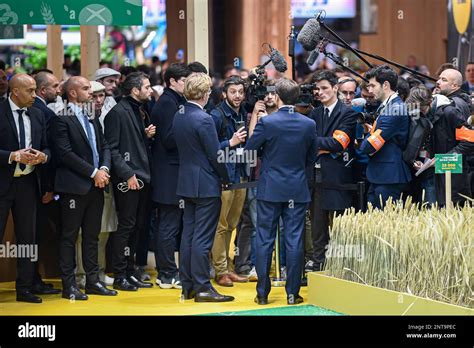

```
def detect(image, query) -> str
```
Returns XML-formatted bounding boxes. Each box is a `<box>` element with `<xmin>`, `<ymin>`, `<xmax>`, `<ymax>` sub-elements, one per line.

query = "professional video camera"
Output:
<box><xmin>248</xmin><ymin>66</ymin><xmax>274</xmax><ymax>101</ymax></box>
<box><xmin>356</xmin><ymin>110</ymin><xmax>378</xmax><ymax>125</ymax></box>
<box><xmin>296</xmin><ymin>83</ymin><xmax>316</xmax><ymax>106</ymax></box>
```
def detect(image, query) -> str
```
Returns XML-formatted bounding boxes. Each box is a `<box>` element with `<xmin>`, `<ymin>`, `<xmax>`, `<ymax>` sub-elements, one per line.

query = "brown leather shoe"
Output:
<box><xmin>215</xmin><ymin>274</ymin><xmax>233</xmax><ymax>287</ymax></box>
<box><xmin>228</xmin><ymin>271</ymin><xmax>249</xmax><ymax>283</ymax></box>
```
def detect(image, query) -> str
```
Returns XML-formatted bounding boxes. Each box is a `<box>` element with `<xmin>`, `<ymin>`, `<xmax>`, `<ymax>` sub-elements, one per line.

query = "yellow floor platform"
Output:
<box><xmin>0</xmin><ymin>278</ymin><xmax>307</xmax><ymax>316</ymax></box>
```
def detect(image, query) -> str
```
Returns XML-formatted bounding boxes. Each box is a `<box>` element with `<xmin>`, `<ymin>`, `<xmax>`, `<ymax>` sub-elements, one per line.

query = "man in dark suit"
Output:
<box><xmin>461</xmin><ymin>62</ymin><xmax>474</xmax><ymax>94</ymax></box>
<box><xmin>104</xmin><ymin>72</ymin><xmax>156</xmax><ymax>291</ymax></box>
<box><xmin>0</xmin><ymin>74</ymin><xmax>50</xmax><ymax>303</ymax></box>
<box><xmin>29</xmin><ymin>71</ymin><xmax>62</xmax><ymax>296</ymax></box>
<box><xmin>150</xmin><ymin>63</ymin><xmax>190</xmax><ymax>289</ymax></box>
<box><xmin>52</xmin><ymin>76</ymin><xmax>117</xmax><ymax>300</ymax></box>
<box><xmin>173</xmin><ymin>72</ymin><xmax>233</xmax><ymax>302</ymax></box>
<box><xmin>307</xmin><ymin>70</ymin><xmax>358</xmax><ymax>272</ymax></box>
<box><xmin>360</xmin><ymin>65</ymin><xmax>412</xmax><ymax>208</ymax></box>
<box><xmin>245</xmin><ymin>78</ymin><xmax>317</xmax><ymax>305</ymax></box>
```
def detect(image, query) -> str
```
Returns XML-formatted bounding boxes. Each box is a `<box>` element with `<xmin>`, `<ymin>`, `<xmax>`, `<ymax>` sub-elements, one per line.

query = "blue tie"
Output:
<box><xmin>82</xmin><ymin>114</ymin><xmax>99</xmax><ymax>169</ymax></box>
<box><xmin>18</xmin><ymin>110</ymin><xmax>26</xmax><ymax>170</ymax></box>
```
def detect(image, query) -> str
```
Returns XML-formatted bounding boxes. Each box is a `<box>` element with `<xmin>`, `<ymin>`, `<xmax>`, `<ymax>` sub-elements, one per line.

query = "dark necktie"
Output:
<box><xmin>82</xmin><ymin>114</ymin><xmax>99</xmax><ymax>169</ymax></box>
<box><xmin>18</xmin><ymin>109</ymin><xmax>26</xmax><ymax>170</ymax></box>
<box><xmin>322</xmin><ymin>108</ymin><xmax>329</xmax><ymax>133</ymax></box>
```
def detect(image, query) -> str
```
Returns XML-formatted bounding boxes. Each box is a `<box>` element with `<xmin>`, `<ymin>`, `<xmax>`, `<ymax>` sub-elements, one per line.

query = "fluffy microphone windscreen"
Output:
<box><xmin>270</xmin><ymin>48</ymin><xmax>288</xmax><ymax>73</ymax></box>
<box><xmin>297</xmin><ymin>18</ymin><xmax>320</xmax><ymax>51</ymax></box>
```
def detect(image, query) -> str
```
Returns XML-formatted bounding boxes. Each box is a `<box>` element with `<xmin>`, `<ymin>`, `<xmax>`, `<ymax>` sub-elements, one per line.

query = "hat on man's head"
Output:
<box><xmin>90</xmin><ymin>81</ymin><xmax>105</xmax><ymax>93</ymax></box>
<box><xmin>95</xmin><ymin>68</ymin><xmax>121</xmax><ymax>81</ymax></box>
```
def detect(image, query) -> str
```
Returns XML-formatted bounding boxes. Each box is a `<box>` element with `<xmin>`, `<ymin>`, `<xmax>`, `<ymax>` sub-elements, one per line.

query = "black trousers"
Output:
<box><xmin>0</xmin><ymin>174</ymin><xmax>38</xmax><ymax>292</ymax></box>
<box><xmin>180</xmin><ymin>197</ymin><xmax>221</xmax><ymax>293</ymax></box>
<box><xmin>59</xmin><ymin>187</ymin><xmax>103</xmax><ymax>287</ymax></box>
<box><xmin>154</xmin><ymin>203</ymin><xmax>182</xmax><ymax>278</ymax></box>
<box><xmin>33</xmin><ymin>197</ymin><xmax>61</xmax><ymax>285</ymax></box>
<box><xmin>112</xmin><ymin>183</ymin><xmax>150</xmax><ymax>279</ymax></box>
<box><xmin>309</xmin><ymin>184</ymin><xmax>343</xmax><ymax>268</ymax></box>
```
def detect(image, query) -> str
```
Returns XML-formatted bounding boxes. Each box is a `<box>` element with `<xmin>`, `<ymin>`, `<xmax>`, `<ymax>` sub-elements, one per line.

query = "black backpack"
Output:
<box><xmin>402</xmin><ymin>115</ymin><xmax>433</xmax><ymax>165</ymax></box>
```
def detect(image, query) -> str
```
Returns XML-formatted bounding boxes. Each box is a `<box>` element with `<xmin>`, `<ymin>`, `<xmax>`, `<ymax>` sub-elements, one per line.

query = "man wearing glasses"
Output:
<box><xmin>337</xmin><ymin>77</ymin><xmax>358</xmax><ymax>106</ymax></box>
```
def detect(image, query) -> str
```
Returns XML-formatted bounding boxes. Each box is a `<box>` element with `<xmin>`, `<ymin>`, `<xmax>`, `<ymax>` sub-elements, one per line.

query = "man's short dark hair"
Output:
<box><xmin>121</xmin><ymin>72</ymin><xmax>149</xmax><ymax>96</ymax></box>
<box><xmin>188</xmin><ymin>61</ymin><xmax>208</xmax><ymax>74</ymax></box>
<box><xmin>365</xmin><ymin>65</ymin><xmax>398</xmax><ymax>91</ymax></box>
<box><xmin>397</xmin><ymin>77</ymin><xmax>410</xmax><ymax>101</ymax></box>
<box><xmin>119</xmin><ymin>65</ymin><xmax>138</xmax><ymax>77</ymax></box>
<box><xmin>312</xmin><ymin>70</ymin><xmax>338</xmax><ymax>87</ymax></box>
<box><xmin>164</xmin><ymin>63</ymin><xmax>191</xmax><ymax>87</ymax></box>
<box><xmin>222</xmin><ymin>75</ymin><xmax>247</xmax><ymax>93</ymax></box>
<box><xmin>275</xmin><ymin>78</ymin><xmax>300</xmax><ymax>105</ymax></box>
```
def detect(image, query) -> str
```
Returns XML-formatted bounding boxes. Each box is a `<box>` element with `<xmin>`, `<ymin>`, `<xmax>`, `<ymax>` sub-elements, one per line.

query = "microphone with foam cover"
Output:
<box><xmin>297</xmin><ymin>18</ymin><xmax>321</xmax><ymax>51</ymax></box>
<box><xmin>269</xmin><ymin>48</ymin><xmax>288</xmax><ymax>73</ymax></box>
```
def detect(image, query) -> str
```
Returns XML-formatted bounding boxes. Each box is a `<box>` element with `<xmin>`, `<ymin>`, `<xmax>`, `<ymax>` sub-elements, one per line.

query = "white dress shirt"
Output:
<box><xmin>324</xmin><ymin>99</ymin><xmax>338</xmax><ymax>118</ymax></box>
<box><xmin>8</xmin><ymin>97</ymin><xmax>34</xmax><ymax>176</ymax></box>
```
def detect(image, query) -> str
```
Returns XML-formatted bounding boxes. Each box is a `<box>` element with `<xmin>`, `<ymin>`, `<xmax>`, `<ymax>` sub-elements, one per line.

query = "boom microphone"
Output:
<box><xmin>297</xmin><ymin>17</ymin><xmax>321</xmax><ymax>51</ymax></box>
<box><xmin>269</xmin><ymin>48</ymin><xmax>288</xmax><ymax>73</ymax></box>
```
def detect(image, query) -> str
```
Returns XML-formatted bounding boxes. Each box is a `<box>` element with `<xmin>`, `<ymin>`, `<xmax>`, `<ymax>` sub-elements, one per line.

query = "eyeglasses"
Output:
<box><xmin>340</xmin><ymin>91</ymin><xmax>356</xmax><ymax>96</ymax></box>
<box><xmin>117</xmin><ymin>179</ymin><xmax>145</xmax><ymax>193</ymax></box>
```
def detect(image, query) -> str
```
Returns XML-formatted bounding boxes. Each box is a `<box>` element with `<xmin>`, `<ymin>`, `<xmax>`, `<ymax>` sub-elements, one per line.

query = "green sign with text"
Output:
<box><xmin>435</xmin><ymin>154</ymin><xmax>463</xmax><ymax>174</ymax></box>
<box><xmin>0</xmin><ymin>0</ymin><xmax>142</xmax><ymax>26</ymax></box>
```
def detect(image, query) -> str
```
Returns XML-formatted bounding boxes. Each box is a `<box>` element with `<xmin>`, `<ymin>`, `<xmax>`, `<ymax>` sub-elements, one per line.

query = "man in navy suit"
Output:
<box><xmin>172</xmin><ymin>73</ymin><xmax>233</xmax><ymax>302</ymax></box>
<box><xmin>0</xmin><ymin>74</ymin><xmax>50</xmax><ymax>303</ymax></box>
<box><xmin>307</xmin><ymin>71</ymin><xmax>358</xmax><ymax>273</ymax></box>
<box><xmin>150</xmin><ymin>63</ymin><xmax>190</xmax><ymax>289</ymax></box>
<box><xmin>245</xmin><ymin>78</ymin><xmax>317</xmax><ymax>305</ymax></box>
<box><xmin>360</xmin><ymin>65</ymin><xmax>412</xmax><ymax>208</ymax></box>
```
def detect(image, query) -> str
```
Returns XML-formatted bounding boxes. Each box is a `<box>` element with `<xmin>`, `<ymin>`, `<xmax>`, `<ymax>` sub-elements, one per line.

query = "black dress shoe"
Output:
<box><xmin>287</xmin><ymin>294</ymin><xmax>304</xmax><ymax>305</ymax></box>
<box><xmin>194</xmin><ymin>287</ymin><xmax>234</xmax><ymax>303</ymax></box>
<box><xmin>85</xmin><ymin>282</ymin><xmax>118</xmax><ymax>296</ymax></box>
<box><xmin>31</xmin><ymin>283</ymin><xmax>61</xmax><ymax>295</ymax></box>
<box><xmin>113</xmin><ymin>278</ymin><xmax>138</xmax><ymax>291</ymax></box>
<box><xmin>254</xmin><ymin>295</ymin><xmax>269</xmax><ymax>305</ymax></box>
<box><xmin>62</xmin><ymin>286</ymin><xmax>88</xmax><ymax>300</ymax></box>
<box><xmin>17</xmin><ymin>291</ymin><xmax>42</xmax><ymax>304</ymax></box>
<box><xmin>127</xmin><ymin>275</ymin><xmax>153</xmax><ymax>288</ymax></box>
<box><xmin>182</xmin><ymin>289</ymin><xmax>196</xmax><ymax>300</ymax></box>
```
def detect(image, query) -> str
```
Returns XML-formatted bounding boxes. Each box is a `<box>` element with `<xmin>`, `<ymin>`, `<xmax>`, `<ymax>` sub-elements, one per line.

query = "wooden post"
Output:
<box><xmin>445</xmin><ymin>171</ymin><xmax>452</xmax><ymax>212</ymax></box>
<box><xmin>186</xmin><ymin>0</ymin><xmax>209</xmax><ymax>68</ymax></box>
<box><xmin>80</xmin><ymin>26</ymin><xmax>100</xmax><ymax>80</ymax></box>
<box><xmin>46</xmin><ymin>25</ymin><xmax>64</xmax><ymax>81</ymax></box>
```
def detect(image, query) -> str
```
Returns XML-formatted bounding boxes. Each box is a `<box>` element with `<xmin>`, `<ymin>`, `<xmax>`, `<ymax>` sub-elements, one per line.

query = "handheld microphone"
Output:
<box><xmin>289</xmin><ymin>26</ymin><xmax>296</xmax><ymax>58</ymax></box>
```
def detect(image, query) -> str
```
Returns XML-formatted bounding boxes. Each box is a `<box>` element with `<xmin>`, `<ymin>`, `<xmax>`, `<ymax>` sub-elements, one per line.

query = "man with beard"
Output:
<box><xmin>360</xmin><ymin>65</ymin><xmax>412</xmax><ymax>208</ymax></box>
<box><xmin>104</xmin><ymin>72</ymin><xmax>156</xmax><ymax>291</ymax></box>
<box><xmin>29</xmin><ymin>71</ymin><xmax>62</xmax><ymax>296</ymax></box>
<box><xmin>209</xmin><ymin>76</ymin><xmax>249</xmax><ymax>287</ymax></box>
<box><xmin>437</xmin><ymin>69</ymin><xmax>471</xmax><ymax>121</ymax></box>
<box><xmin>95</xmin><ymin>68</ymin><xmax>121</xmax><ymax>121</ymax></box>
<box><xmin>52</xmin><ymin>76</ymin><xmax>116</xmax><ymax>300</ymax></box>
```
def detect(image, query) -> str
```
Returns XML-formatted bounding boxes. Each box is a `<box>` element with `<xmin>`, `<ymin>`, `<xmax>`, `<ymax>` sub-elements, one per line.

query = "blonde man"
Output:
<box><xmin>172</xmin><ymin>73</ymin><xmax>233</xmax><ymax>302</ymax></box>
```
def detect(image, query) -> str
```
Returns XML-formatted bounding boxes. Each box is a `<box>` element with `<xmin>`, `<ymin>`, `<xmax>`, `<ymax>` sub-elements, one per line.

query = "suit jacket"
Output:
<box><xmin>360</xmin><ymin>95</ymin><xmax>412</xmax><ymax>185</ymax></box>
<box><xmin>0</xmin><ymin>99</ymin><xmax>50</xmax><ymax>196</ymax></box>
<box><xmin>33</xmin><ymin>97</ymin><xmax>58</xmax><ymax>194</ymax></box>
<box><xmin>104</xmin><ymin>98</ymin><xmax>151</xmax><ymax>184</ymax></box>
<box><xmin>173</xmin><ymin>102</ymin><xmax>229</xmax><ymax>198</ymax></box>
<box><xmin>51</xmin><ymin>106</ymin><xmax>110</xmax><ymax>195</ymax></box>
<box><xmin>308</xmin><ymin>100</ymin><xmax>358</xmax><ymax>210</ymax></box>
<box><xmin>245</xmin><ymin>107</ymin><xmax>317</xmax><ymax>203</ymax></box>
<box><xmin>150</xmin><ymin>88</ymin><xmax>186</xmax><ymax>204</ymax></box>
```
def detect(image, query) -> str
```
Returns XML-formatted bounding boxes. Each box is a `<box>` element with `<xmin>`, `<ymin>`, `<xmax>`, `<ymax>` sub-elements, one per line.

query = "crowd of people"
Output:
<box><xmin>0</xmin><ymin>55</ymin><xmax>473</xmax><ymax>306</ymax></box>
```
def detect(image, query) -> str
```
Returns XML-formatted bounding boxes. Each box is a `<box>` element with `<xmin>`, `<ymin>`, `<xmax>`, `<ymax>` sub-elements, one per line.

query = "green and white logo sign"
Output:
<box><xmin>0</xmin><ymin>0</ymin><xmax>142</xmax><ymax>25</ymax></box>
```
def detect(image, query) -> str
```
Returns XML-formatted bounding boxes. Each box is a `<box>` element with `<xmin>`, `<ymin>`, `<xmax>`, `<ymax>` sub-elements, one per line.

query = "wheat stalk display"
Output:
<box><xmin>325</xmin><ymin>198</ymin><xmax>473</xmax><ymax>308</ymax></box>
